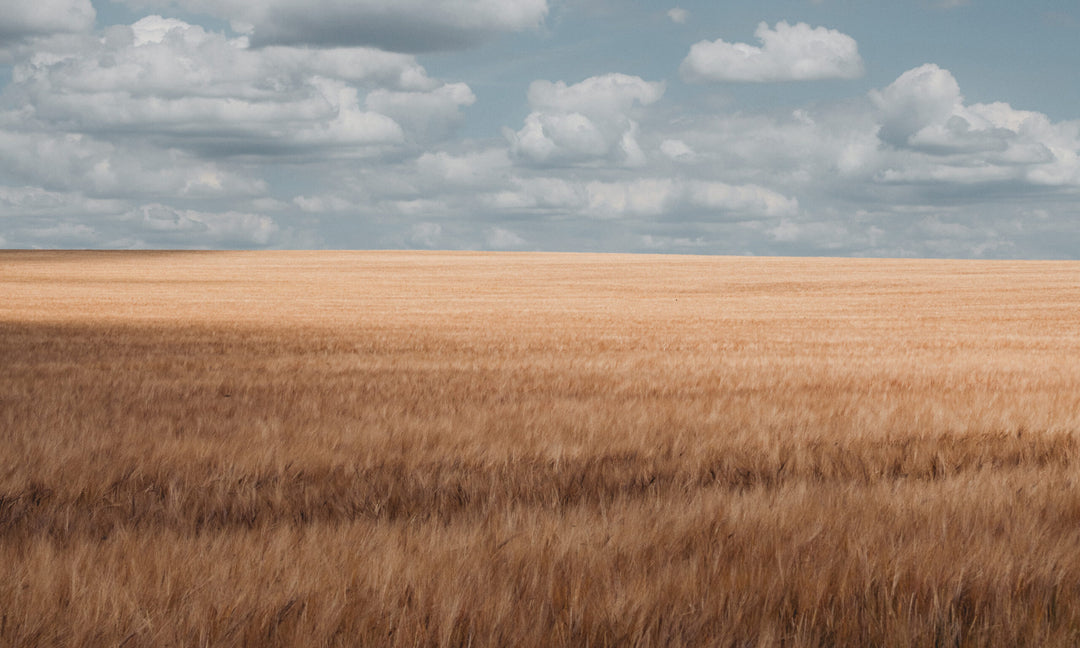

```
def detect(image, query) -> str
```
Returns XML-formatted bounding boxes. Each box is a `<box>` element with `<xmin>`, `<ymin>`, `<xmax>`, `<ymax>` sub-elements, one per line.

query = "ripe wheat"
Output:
<box><xmin>2</xmin><ymin>251</ymin><xmax>1079</xmax><ymax>647</ymax></box>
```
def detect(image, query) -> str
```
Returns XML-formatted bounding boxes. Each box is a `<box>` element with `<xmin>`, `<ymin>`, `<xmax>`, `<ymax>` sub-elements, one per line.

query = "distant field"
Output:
<box><xmin>3</xmin><ymin>250</ymin><xmax>1080</xmax><ymax>647</ymax></box>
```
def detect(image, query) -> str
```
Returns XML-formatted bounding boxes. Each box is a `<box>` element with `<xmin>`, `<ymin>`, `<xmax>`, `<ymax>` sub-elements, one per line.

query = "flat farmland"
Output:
<box><xmin>2</xmin><ymin>250</ymin><xmax>1080</xmax><ymax>647</ymax></box>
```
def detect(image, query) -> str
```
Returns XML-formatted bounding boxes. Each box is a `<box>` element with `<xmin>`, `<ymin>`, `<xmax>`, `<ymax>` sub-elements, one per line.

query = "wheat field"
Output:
<box><xmin>2</xmin><ymin>250</ymin><xmax>1080</xmax><ymax>647</ymax></box>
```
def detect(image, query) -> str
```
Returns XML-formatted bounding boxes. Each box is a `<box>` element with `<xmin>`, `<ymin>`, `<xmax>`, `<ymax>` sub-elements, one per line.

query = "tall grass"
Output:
<box><xmin>2</xmin><ymin>251</ymin><xmax>1080</xmax><ymax>646</ymax></box>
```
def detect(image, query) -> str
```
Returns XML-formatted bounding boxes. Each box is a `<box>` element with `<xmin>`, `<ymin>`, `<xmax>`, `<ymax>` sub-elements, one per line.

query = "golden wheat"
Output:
<box><xmin>2</xmin><ymin>250</ymin><xmax>1080</xmax><ymax>646</ymax></box>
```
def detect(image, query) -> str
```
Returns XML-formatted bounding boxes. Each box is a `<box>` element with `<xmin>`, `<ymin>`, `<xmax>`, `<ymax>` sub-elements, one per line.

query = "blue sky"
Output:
<box><xmin>1</xmin><ymin>0</ymin><xmax>1078</xmax><ymax>256</ymax></box>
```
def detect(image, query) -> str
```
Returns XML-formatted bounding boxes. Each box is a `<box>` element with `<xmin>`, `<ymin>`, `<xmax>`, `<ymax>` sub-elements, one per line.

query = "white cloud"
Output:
<box><xmin>871</xmin><ymin>63</ymin><xmax>964</xmax><ymax>148</ymax></box>
<box><xmin>870</xmin><ymin>64</ymin><xmax>1080</xmax><ymax>187</ymax></box>
<box><xmin>667</xmin><ymin>8</ymin><xmax>688</xmax><ymax>24</ymax></box>
<box><xmin>128</xmin><ymin>14</ymin><xmax>190</xmax><ymax>45</ymax></box>
<box><xmin>112</xmin><ymin>0</ymin><xmax>549</xmax><ymax>51</ymax></box>
<box><xmin>526</xmin><ymin>74</ymin><xmax>665</xmax><ymax>115</ymax></box>
<box><xmin>509</xmin><ymin>111</ymin><xmax>607</xmax><ymax>163</ymax></box>
<box><xmin>660</xmin><ymin>139</ymin><xmax>695</xmax><ymax>161</ymax></box>
<box><xmin>506</xmin><ymin>73</ymin><xmax>664</xmax><ymax>166</ymax></box>
<box><xmin>680</xmin><ymin>21</ymin><xmax>864</xmax><ymax>83</ymax></box>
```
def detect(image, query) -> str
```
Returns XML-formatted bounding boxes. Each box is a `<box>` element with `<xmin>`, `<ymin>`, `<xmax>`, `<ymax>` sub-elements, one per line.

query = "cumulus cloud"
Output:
<box><xmin>0</xmin><ymin>12</ymin><xmax>488</xmax><ymax>259</ymax></box>
<box><xmin>3</xmin><ymin>17</ymin><xmax>475</xmax><ymax>159</ymax></box>
<box><xmin>667</xmin><ymin>8</ymin><xmax>688</xmax><ymax>24</ymax></box>
<box><xmin>680</xmin><ymin>21</ymin><xmax>864</xmax><ymax>83</ymax></box>
<box><xmin>112</xmin><ymin>0</ymin><xmax>548</xmax><ymax>51</ymax></box>
<box><xmin>655</xmin><ymin>63</ymin><xmax>1079</xmax><ymax>207</ymax></box>
<box><xmin>526</xmin><ymin>74</ymin><xmax>665</xmax><ymax>115</ymax></box>
<box><xmin>870</xmin><ymin>64</ymin><xmax>1080</xmax><ymax>187</ymax></box>
<box><xmin>506</xmin><ymin>73</ymin><xmax>664</xmax><ymax>166</ymax></box>
<box><xmin>871</xmin><ymin>63</ymin><xmax>964</xmax><ymax>149</ymax></box>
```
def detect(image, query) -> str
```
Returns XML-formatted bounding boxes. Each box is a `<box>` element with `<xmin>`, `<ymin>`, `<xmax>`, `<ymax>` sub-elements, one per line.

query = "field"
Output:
<box><xmin>2</xmin><ymin>250</ymin><xmax>1080</xmax><ymax>647</ymax></box>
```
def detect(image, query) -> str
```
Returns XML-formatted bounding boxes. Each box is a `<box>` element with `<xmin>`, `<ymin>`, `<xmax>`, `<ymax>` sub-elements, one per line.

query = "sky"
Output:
<box><xmin>1</xmin><ymin>0</ymin><xmax>1078</xmax><ymax>257</ymax></box>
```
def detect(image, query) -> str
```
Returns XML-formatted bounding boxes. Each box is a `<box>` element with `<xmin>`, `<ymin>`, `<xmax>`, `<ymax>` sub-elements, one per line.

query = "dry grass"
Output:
<box><xmin>2</xmin><ymin>250</ymin><xmax>1080</xmax><ymax>647</ymax></box>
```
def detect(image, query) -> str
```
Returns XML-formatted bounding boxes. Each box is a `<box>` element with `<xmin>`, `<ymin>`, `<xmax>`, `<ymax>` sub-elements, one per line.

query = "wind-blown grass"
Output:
<box><xmin>2</xmin><ymin>250</ymin><xmax>1080</xmax><ymax>646</ymax></box>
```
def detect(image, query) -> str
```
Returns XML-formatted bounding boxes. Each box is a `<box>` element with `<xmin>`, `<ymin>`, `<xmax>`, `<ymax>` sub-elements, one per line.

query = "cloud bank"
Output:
<box><xmin>0</xmin><ymin>0</ymin><xmax>95</xmax><ymax>43</ymax></box>
<box><xmin>0</xmin><ymin>0</ymin><xmax>95</xmax><ymax>61</ymax></box>
<box><xmin>7</xmin><ymin>16</ymin><xmax>475</xmax><ymax>159</ymax></box>
<box><xmin>1</xmin><ymin>4</ymin><xmax>1079</xmax><ymax>257</ymax></box>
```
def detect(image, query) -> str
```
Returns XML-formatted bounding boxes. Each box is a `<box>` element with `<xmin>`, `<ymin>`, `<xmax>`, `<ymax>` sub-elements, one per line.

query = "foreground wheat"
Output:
<box><xmin>2</xmin><ymin>251</ymin><xmax>1080</xmax><ymax>647</ymax></box>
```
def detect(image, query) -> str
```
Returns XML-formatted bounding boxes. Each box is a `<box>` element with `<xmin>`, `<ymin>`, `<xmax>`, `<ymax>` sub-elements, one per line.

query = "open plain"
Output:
<box><xmin>2</xmin><ymin>250</ymin><xmax>1080</xmax><ymax>647</ymax></box>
